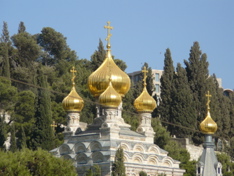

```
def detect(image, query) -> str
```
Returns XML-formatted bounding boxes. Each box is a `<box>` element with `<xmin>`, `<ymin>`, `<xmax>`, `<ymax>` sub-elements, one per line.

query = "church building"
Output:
<box><xmin>51</xmin><ymin>22</ymin><xmax>185</xmax><ymax>176</ymax></box>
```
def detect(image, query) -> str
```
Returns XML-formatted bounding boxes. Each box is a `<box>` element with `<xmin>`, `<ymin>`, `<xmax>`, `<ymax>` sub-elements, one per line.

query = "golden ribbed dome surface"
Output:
<box><xmin>134</xmin><ymin>66</ymin><xmax>156</xmax><ymax>112</ymax></box>
<box><xmin>62</xmin><ymin>66</ymin><xmax>84</xmax><ymax>112</ymax></box>
<box><xmin>99</xmin><ymin>81</ymin><xmax>122</xmax><ymax>108</ymax></box>
<box><xmin>200</xmin><ymin>111</ymin><xmax>217</xmax><ymax>134</ymax></box>
<box><xmin>134</xmin><ymin>87</ymin><xmax>156</xmax><ymax>112</ymax></box>
<box><xmin>62</xmin><ymin>86</ymin><xmax>84</xmax><ymax>112</ymax></box>
<box><xmin>88</xmin><ymin>22</ymin><xmax>130</xmax><ymax>97</ymax></box>
<box><xmin>199</xmin><ymin>91</ymin><xmax>217</xmax><ymax>134</ymax></box>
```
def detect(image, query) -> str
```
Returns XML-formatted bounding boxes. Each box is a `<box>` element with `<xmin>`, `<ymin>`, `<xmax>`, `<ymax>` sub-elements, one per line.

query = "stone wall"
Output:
<box><xmin>173</xmin><ymin>138</ymin><xmax>203</xmax><ymax>161</ymax></box>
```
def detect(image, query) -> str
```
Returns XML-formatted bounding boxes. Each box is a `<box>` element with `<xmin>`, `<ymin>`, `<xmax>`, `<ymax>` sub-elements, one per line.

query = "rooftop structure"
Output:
<box><xmin>196</xmin><ymin>91</ymin><xmax>222</xmax><ymax>176</ymax></box>
<box><xmin>51</xmin><ymin>22</ymin><xmax>185</xmax><ymax>176</ymax></box>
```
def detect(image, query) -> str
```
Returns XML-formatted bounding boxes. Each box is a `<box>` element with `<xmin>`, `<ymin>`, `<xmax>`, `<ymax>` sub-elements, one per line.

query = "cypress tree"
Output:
<box><xmin>170</xmin><ymin>63</ymin><xmax>196</xmax><ymax>137</ymax></box>
<box><xmin>0</xmin><ymin>21</ymin><xmax>11</xmax><ymax>78</ymax></box>
<box><xmin>0</xmin><ymin>115</ymin><xmax>7</xmax><ymax>150</ymax></box>
<box><xmin>112</xmin><ymin>148</ymin><xmax>126</xmax><ymax>176</ymax></box>
<box><xmin>18</xmin><ymin>21</ymin><xmax>26</xmax><ymax>33</ymax></box>
<box><xmin>92</xmin><ymin>165</ymin><xmax>101</xmax><ymax>176</ymax></box>
<box><xmin>30</xmin><ymin>68</ymin><xmax>54</xmax><ymax>150</ymax></box>
<box><xmin>17</xmin><ymin>126</ymin><xmax>27</xmax><ymax>149</ymax></box>
<box><xmin>206</xmin><ymin>75</ymin><xmax>227</xmax><ymax>143</ymax></box>
<box><xmin>184</xmin><ymin>42</ymin><xmax>209</xmax><ymax>144</ymax></box>
<box><xmin>139</xmin><ymin>171</ymin><xmax>147</xmax><ymax>176</ymax></box>
<box><xmin>158</xmin><ymin>48</ymin><xmax>175</xmax><ymax>127</ymax></box>
<box><xmin>142</xmin><ymin>62</ymin><xmax>155</xmax><ymax>96</ymax></box>
<box><xmin>90</xmin><ymin>39</ymin><xmax>106</xmax><ymax>71</ymax></box>
<box><xmin>9</xmin><ymin>124</ymin><xmax>17</xmax><ymax>152</ymax></box>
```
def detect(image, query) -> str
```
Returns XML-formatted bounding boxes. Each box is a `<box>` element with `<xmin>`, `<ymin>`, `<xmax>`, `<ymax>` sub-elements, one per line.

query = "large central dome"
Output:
<box><xmin>88</xmin><ymin>22</ymin><xmax>130</xmax><ymax>97</ymax></box>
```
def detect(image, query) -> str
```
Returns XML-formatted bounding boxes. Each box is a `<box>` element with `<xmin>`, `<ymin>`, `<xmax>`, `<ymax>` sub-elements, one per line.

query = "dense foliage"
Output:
<box><xmin>0</xmin><ymin>21</ymin><xmax>234</xmax><ymax>175</ymax></box>
<box><xmin>0</xmin><ymin>148</ymin><xmax>77</xmax><ymax>176</ymax></box>
<box><xmin>158</xmin><ymin>43</ymin><xmax>234</xmax><ymax>149</ymax></box>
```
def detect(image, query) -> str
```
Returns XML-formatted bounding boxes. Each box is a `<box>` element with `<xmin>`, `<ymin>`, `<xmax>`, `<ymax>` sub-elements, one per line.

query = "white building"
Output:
<box><xmin>51</xmin><ymin>22</ymin><xmax>185</xmax><ymax>176</ymax></box>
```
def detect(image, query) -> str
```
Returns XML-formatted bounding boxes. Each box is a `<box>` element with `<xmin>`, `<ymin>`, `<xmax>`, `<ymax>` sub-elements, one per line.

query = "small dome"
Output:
<box><xmin>62</xmin><ymin>66</ymin><xmax>84</xmax><ymax>112</ymax></box>
<box><xmin>200</xmin><ymin>111</ymin><xmax>217</xmax><ymax>134</ymax></box>
<box><xmin>134</xmin><ymin>87</ymin><xmax>156</xmax><ymax>112</ymax></box>
<box><xmin>62</xmin><ymin>86</ymin><xmax>84</xmax><ymax>112</ymax></box>
<box><xmin>99</xmin><ymin>81</ymin><xmax>122</xmax><ymax>108</ymax></box>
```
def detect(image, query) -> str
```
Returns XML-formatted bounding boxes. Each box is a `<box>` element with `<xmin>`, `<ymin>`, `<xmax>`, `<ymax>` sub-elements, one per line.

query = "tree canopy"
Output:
<box><xmin>0</xmin><ymin>148</ymin><xmax>77</xmax><ymax>176</ymax></box>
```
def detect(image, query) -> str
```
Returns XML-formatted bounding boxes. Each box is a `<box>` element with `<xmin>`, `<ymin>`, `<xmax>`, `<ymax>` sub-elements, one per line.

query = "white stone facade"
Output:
<box><xmin>51</xmin><ymin>105</ymin><xmax>185</xmax><ymax>175</ymax></box>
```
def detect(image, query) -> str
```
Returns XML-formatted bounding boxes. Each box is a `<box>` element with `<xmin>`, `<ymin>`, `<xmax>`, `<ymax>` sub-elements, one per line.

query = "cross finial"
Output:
<box><xmin>51</xmin><ymin>121</ymin><xmax>57</xmax><ymax>131</ymax></box>
<box><xmin>206</xmin><ymin>91</ymin><xmax>212</xmax><ymax>110</ymax></box>
<box><xmin>70</xmin><ymin>66</ymin><xmax>77</xmax><ymax>85</ymax></box>
<box><xmin>142</xmin><ymin>66</ymin><xmax>148</xmax><ymax>87</ymax></box>
<box><xmin>104</xmin><ymin>21</ymin><xmax>113</xmax><ymax>47</ymax></box>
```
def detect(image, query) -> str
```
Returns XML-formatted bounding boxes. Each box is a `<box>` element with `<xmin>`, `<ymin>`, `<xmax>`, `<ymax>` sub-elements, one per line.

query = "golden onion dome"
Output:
<box><xmin>62</xmin><ymin>67</ymin><xmax>84</xmax><ymax>112</ymax></box>
<box><xmin>134</xmin><ymin>87</ymin><xmax>156</xmax><ymax>112</ymax></box>
<box><xmin>88</xmin><ymin>21</ymin><xmax>130</xmax><ymax>97</ymax></box>
<box><xmin>134</xmin><ymin>67</ymin><xmax>156</xmax><ymax>112</ymax></box>
<box><xmin>199</xmin><ymin>91</ymin><xmax>217</xmax><ymax>134</ymax></box>
<box><xmin>200</xmin><ymin>111</ymin><xmax>217</xmax><ymax>134</ymax></box>
<box><xmin>99</xmin><ymin>80</ymin><xmax>122</xmax><ymax>108</ymax></box>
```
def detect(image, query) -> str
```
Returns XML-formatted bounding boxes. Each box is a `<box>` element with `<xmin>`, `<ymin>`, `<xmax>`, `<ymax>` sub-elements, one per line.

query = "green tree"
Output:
<box><xmin>184</xmin><ymin>41</ymin><xmax>209</xmax><ymax>144</ymax></box>
<box><xmin>158</xmin><ymin>48</ymin><xmax>175</xmax><ymax>129</ymax></box>
<box><xmin>92</xmin><ymin>165</ymin><xmax>101</xmax><ymax>176</ymax></box>
<box><xmin>0</xmin><ymin>115</ymin><xmax>7</xmax><ymax>150</ymax></box>
<box><xmin>0</xmin><ymin>21</ymin><xmax>11</xmax><ymax>78</ymax></box>
<box><xmin>217</xmin><ymin>152</ymin><xmax>234</xmax><ymax>176</ymax></box>
<box><xmin>164</xmin><ymin>140</ymin><xmax>196</xmax><ymax>176</ymax></box>
<box><xmin>0</xmin><ymin>148</ymin><xmax>77</xmax><ymax>176</ymax></box>
<box><xmin>152</xmin><ymin>118</ymin><xmax>170</xmax><ymax>148</ymax></box>
<box><xmin>85</xmin><ymin>168</ymin><xmax>93</xmax><ymax>176</ymax></box>
<box><xmin>139</xmin><ymin>171</ymin><xmax>147</xmax><ymax>176</ymax></box>
<box><xmin>17</xmin><ymin>126</ymin><xmax>27</xmax><ymax>149</ymax></box>
<box><xmin>90</xmin><ymin>39</ymin><xmax>106</xmax><ymax>71</ymax></box>
<box><xmin>9</xmin><ymin>124</ymin><xmax>17</xmax><ymax>152</ymax></box>
<box><xmin>11</xmin><ymin>32</ymin><xmax>40</xmax><ymax>66</ymax></box>
<box><xmin>37</xmin><ymin>27</ymin><xmax>76</xmax><ymax>65</ymax></box>
<box><xmin>0</xmin><ymin>77</ymin><xmax>17</xmax><ymax>111</ymax></box>
<box><xmin>14</xmin><ymin>90</ymin><xmax>35</xmax><ymax>123</ymax></box>
<box><xmin>85</xmin><ymin>165</ymin><xmax>101</xmax><ymax>176</ymax></box>
<box><xmin>114</xmin><ymin>58</ymin><xmax>127</xmax><ymax>71</ymax></box>
<box><xmin>18</xmin><ymin>21</ymin><xmax>26</xmax><ymax>33</ymax></box>
<box><xmin>30</xmin><ymin>69</ymin><xmax>54</xmax><ymax>150</ymax></box>
<box><xmin>14</xmin><ymin>90</ymin><xmax>36</xmax><ymax>147</ymax></box>
<box><xmin>112</xmin><ymin>148</ymin><xmax>126</xmax><ymax>176</ymax></box>
<box><xmin>123</xmin><ymin>87</ymin><xmax>139</xmax><ymax>131</ymax></box>
<box><xmin>170</xmin><ymin>63</ymin><xmax>196</xmax><ymax>137</ymax></box>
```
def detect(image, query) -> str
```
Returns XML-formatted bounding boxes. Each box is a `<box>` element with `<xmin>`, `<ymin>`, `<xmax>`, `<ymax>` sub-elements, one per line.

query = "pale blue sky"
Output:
<box><xmin>1</xmin><ymin>1</ymin><xmax>234</xmax><ymax>89</ymax></box>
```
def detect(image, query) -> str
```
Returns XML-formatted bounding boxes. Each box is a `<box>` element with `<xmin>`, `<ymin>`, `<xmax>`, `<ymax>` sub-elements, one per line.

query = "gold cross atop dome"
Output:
<box><xmin>51</xmin><ymin>121</ymin><xmax>57</xmax><ymax>131</ymax></box>
<box><xmin>70</xmin><ymin>66</ymin><xmax>77</xmax><ymax>85</ymax></box>
<box><xmin>142</xmin><ymin>66</ymin><xmax>148</xmax><ymax>87</ymax></box>
<box><xmin>206</xmin><ymin>91</ymin><xmax>212</xmax><ymax>110</ymax></box>
<box><xmin>199</xmin><ymin>91</ymin><xmax>217</xmax><ymax>134</ymax></box>
<box><xmin>104</xmin><ymin>21</ymin><xmax>113</xmax><ymax>47</ymax></box>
